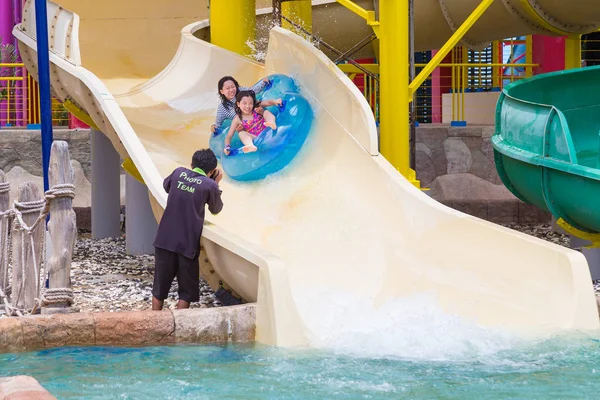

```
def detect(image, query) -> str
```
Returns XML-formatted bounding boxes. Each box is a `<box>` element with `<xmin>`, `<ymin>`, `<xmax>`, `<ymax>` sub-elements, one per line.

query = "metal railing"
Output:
<box><xmin>0</xmin><ymin>63</ymin><xmax>69</xmax><ymax>128</ymax></box>
<box><xmin>339</xmin><ymin>60</ymin><xmax>538</xmax><ymax>124</ymax></box>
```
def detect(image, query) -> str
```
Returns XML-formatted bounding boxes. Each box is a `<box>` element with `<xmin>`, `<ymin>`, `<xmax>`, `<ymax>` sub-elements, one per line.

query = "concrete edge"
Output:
<box><xmin>0</xmin><ymin>304</ymin><xmax>256</xmax><ymax>354</ymax></box>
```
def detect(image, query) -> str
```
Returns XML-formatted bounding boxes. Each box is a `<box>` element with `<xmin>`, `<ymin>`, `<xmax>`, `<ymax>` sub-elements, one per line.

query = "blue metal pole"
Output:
<box><xmin>34</xmin><ymin>0</ymin><xmax>53</xmax><ymax>192</ymax></box>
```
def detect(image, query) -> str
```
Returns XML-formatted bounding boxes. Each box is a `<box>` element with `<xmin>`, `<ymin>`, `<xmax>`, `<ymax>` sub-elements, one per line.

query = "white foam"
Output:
<box><xmin>293</xmin><ymin>288</ymin><xmax>524</xmax><ymax>362</ymax></box>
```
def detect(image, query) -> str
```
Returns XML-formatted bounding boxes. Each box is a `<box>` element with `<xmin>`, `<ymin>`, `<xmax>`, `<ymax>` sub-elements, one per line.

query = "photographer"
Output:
<box><xmin>151</xmin><ymin>149</ymin><xmax>223</xmax><ymax>310</ymax></box>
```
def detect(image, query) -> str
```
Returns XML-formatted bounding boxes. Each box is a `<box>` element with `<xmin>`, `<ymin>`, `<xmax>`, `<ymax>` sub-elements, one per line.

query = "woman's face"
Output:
<box><xmin>220</xmin><ymin>80</ymin><xmax>237</xmax><ymax>101</ymax></box>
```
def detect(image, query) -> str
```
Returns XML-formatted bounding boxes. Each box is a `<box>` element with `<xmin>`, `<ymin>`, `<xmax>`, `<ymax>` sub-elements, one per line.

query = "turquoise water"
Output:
<box><xmin>1</xmin><ymin>335</ymin><xmax>600</xmax><ymax>399</ymax></box>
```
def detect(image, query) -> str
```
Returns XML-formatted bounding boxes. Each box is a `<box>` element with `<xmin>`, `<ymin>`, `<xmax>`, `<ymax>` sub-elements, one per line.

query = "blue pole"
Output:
<box><xmin>34</xmin><ymin>0</ymin><xmax>53</xmax><ymax>192</ymax></box>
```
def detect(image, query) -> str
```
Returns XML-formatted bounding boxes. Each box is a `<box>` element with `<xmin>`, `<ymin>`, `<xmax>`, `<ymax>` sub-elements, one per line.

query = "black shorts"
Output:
<box><xmin>152</xmin><ymin>247</ymin><xmax>200</xmax><ymax>303</ymax></box>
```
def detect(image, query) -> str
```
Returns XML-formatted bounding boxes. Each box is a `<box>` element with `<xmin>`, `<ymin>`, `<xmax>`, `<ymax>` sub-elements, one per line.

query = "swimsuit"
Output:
<box><xmin>241</xmin><ymin>111</ymin><xmax>266</xmax><ymax>137</ymax></box>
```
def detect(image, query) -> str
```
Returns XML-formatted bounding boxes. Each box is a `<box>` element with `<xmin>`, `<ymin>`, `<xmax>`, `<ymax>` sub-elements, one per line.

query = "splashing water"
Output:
<box><xmin>292</xmin><ymin>288</ymin><xmax>528</xmax><ymax>361</ymax></box>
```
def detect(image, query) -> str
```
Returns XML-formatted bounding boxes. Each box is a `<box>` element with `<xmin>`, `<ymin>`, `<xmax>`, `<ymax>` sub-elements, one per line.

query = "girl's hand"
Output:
<box><xmin>274</xmin><ymin>98</ymin><xmax>282</xmax><ymax>106</ymax></box>
<box><xmin>224</xmin><ymin>145</ymin><xmax>231</xmax><ymax>156</ymax></box>
<box><xmin>210</xmin><ymin>124</ymin><xmax>217</xmax><ymax>133</ymax></box>
<box><xmin>263</xmin><ymin>78</ymin><xmax>270</xmax><ymax>84</ymax></box>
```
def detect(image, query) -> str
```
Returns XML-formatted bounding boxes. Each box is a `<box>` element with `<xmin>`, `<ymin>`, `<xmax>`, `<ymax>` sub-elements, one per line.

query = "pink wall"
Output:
<box><xmin>532</xmin><ymin>35</ymin><xmax>566</xmax><ymax>74</ymax></box>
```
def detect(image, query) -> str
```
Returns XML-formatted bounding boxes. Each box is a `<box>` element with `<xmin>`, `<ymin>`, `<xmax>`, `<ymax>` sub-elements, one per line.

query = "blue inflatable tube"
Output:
<box><xmin>209</xmin><ymin>74</ymin><xmax>314</xmax><ymax>181</ymax></box>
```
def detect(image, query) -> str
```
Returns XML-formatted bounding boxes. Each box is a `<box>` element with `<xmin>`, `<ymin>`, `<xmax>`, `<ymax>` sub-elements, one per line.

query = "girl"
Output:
<box><xmin>211</xmin><ymin>76</ymin><xmax>280</xmax><ymax>133</ymax></box>
<box><xmin>224</xmin><ymin>91</ymin><xmax>280</xmax><ymax>155</ymax></box>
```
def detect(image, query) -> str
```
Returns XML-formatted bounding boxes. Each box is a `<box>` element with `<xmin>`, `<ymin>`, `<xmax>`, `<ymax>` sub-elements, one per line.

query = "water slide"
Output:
<box><xmin>12</xmin><ymin>0</ymin><xmax>600</xmax><ymax>348</ymax></box>
<box><xmin>494</xmin><ymin>66</ymin><xmax>600</xmax><ymax>235</ymax></box>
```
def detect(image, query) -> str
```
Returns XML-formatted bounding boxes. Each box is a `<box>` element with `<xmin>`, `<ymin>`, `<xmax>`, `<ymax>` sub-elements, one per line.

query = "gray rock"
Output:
<box><xmin>416</xmin><ymin>142</ymin><xmax>432</xmax><ymax>157</ymax></box>
<box><xmin>481</xmin><ymin>138</ymin><xmax>495</xmax><ymax>163</ymax></box>
<box><xmin>482</xmin><ymin>126</ymin><xmax>495</xmax><ymax>138</ymax></box>
<box><xmin>416</xmin><ymin>127</ymin><xmax>448</xmax><ymax>150</ymax></box>
<box><xmin>431</xmin><ymin>148</ymin><xmax>448</xmax><ymax>178</ymax></box>
<box><xmin>0</xmin><ymin>129</ymin><xmax>91</xmax><ymax>180</ymax></box>
<box><xmin>5</xmin><ymin>161</ymin><xmax>93</xmax><ymax>208</ymax></box>
<box><xmin>470</xmin><ymin>148</ymin><xmax>502</xmax><ymax>184</ymax></box>
<box><xmin>444</xmin><ymin>138</ymin><xmax>472</xmax><ymax>173</ymax></box>
<box><xmin>0</xmin><ymin>132</ymin><xmax>43</xmax><ymax>175</ymax></box>
<box><xmin>415</xmin><ymin>150</ymin><xmax>436</xmax><ymax>186</ymax></box>
<box><xmin>463</xmin><ymin>137</ymin><xmax>483</xmax><ymax>149</ymax></box>
<box><xmin>448</xmin><ymin>127</ymin><xmax>482</xmax><ymax>137</ymax></box>
<box><xmin>428</xmin><ymin>173</ymin><xmax>516</xmax><ymax>201</ymax></box>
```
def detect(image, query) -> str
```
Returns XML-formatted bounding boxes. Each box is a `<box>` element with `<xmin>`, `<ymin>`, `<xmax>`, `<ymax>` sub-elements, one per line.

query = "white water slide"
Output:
<box><xmin>13</xmin><ymin>0</ymin><xmax>600</xmax><ymax>348</ymax></box>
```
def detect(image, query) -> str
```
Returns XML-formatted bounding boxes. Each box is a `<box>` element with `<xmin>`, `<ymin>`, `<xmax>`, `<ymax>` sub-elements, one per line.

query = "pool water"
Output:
<box><xmin>1</xmin><ymin>333</ymin><xmax>600</xmax><ymax>399</ymax></box>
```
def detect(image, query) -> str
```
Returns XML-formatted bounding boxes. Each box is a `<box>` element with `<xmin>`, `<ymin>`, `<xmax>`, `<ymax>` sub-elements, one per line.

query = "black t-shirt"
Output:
<box><xmin>154</xmin><ymin>167</ymin><xmax>223</xmax><ymax>259</ymax></box>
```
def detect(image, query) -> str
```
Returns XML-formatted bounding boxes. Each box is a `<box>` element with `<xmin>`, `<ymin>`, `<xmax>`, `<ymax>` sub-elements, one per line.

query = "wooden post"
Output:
<box><xmin>12</xmin><ymin>182</ymin><xmax>44</xmax><ymax>310</ymax></box>
<box><xmin>0</xmin><ymin>170</ymin><xmax>8</xmax><ymax>211</ymax></box>
<box><xmin>43</xmin><ymin>141</ymin><xmax>77</xmax><ymax>313</ymax></box>
<box><xmin>0</xmin><ymin>170</ymin><xmax>9</xmax><ymax>304</ymax></box>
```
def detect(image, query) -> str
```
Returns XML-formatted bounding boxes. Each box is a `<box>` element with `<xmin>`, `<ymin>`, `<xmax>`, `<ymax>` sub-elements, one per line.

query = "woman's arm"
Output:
<box><xmin>258</xmin><ymin>98</ymin><xmax>282</xmax><ymax>108</ymax></box>
<box><xmin>224</xmin><ymin>117</ymin><xmax>241</xmax><ymax>147</ymax></box>
<box><xmin>213</xmin><ymin>103</ymin><xmax>228</xmax><ymax>132</ymax></box>
<box><xmin>250</xmin><ymin>78</ymin><xmax>268</xmax><ymax>94</ymax></box>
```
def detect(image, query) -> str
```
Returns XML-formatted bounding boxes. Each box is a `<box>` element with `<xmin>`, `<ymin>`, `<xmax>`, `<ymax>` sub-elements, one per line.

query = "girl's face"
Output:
<box><xmin>237</xmin><ymin>96</ymin><xmax>255</xmax><ymax>115</ymax></box>
<box><xmin>220</xmin><ymin>80</ymin><xmax>237</xmax><ymax>100</ymax></box>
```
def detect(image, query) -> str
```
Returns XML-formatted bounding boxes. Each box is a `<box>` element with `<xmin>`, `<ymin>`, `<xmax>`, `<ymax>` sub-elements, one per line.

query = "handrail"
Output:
<box><xmin>338</xmin><ymin>63</ymin><xmax>539</xmax><ymax>74</ymax></box>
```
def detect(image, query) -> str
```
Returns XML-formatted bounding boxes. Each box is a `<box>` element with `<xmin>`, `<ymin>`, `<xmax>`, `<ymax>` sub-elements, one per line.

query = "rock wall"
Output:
<box><xmin>0</xmin><ymin>129</ymin><xmax>126</xmax><ymax>230</ymax></box>
<box><xmin>415</xmin><ymin>125</ymin><xmax>550</xmax><ymax>223</ymax></box>
<box><xmin>0</xmin><ymin>130</ymin><xmax>91</xmax><ymax>180</ymax></box>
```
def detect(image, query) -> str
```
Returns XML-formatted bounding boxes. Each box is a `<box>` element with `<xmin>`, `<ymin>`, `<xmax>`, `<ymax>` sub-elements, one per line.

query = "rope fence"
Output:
<box><xmin>0</xmin><ymin>140</ymin><xmax>77</xmax><ymax>317</ymax></box>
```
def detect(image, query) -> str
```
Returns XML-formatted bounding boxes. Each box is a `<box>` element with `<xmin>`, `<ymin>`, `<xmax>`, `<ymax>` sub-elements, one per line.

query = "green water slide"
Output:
<box><xmin>493</xmin><ymin>66</ymin><xmax>600</xmax><ymax>234</ymax></box>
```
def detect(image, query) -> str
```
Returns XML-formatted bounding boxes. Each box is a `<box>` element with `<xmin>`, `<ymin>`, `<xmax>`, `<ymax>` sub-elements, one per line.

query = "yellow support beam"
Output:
<box><xmin>379</xmin><ymin>0</ymin><xmax>409</xmax><ymax>178</ymax></box>
<box><xmin>409</xmin><ymin>0</ymin><xmax>495</xmax><ymax>97</ymax></box>
<box><xmin>282</xmin><ymin>0</ymin><xmax>312</xmax><ymax>34</ymax></box>
<box><xmin>556</xmin><ymin>218</ymin><xmax>600</xmax><ymax>248</ymax></box>
<box><xmin>335</xmin><ymin>0</ymin><xmax>379</xmax><ymax>37</ymax></box>
<box><xmin>565</xmin><ymin>35</ymin><xmax>582</xmax><ymax>70</ymax></box>
<box><xmin>337</xmin><ymin>64</ymin><xmax>380</xmax><ymax>74</ymax></box>
<box><xmin>210</xmin><ymin>0</ymin><xmax>256</xmax><ymax>55</ymax></box>
<box><xmin>122</xmin><ymin>158</ymin><xmax>145</xmax><ymax>184</ymax></box>
<box><xmin>62</xmin><ymin>99</ymin><xmax>99</xmax><ymax>130</ymax></box>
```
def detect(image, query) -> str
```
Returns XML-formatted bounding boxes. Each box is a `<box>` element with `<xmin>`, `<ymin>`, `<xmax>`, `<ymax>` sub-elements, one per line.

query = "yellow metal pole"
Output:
<box><xmin>210</xmin><ymin>0</ymin><xmax>256</xmax><ymax>55</ymax></box>
<box><xmin>565</xmin><ymin>35</ymin><xmax>582</xmax><ymax>70</ymax></box>
<box><xmin>27</xmin><ymin>74</ymin><xmax>32</xmax><ymax>124</ymax></box>
<box><xmin>492</xmin><ymin>40</ymin><xmax>499</xmax><ymax>87</ymax></box>
<box><xmin>282</xmin><ymin>0</ymin><xmax>312</xmax><ymax>34</ymax></box>
<box><xmin>6</xmin><ymin>81</ymin><xmax>10</xmax><ymax>126</ymax></box>
<box><xmin>379</xmin><ymin>0</ymin><xmax>410</xmax><ymax>178</ymax></box>
<box><xmin>451</xmin><ymin>49</ymin><xmax>457</xmax><ymax>121</ymax></box>
<box><xmin>461</xmin><ymin>47</ymin><xmax>467</xmax><ymax>122</ymax></box>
